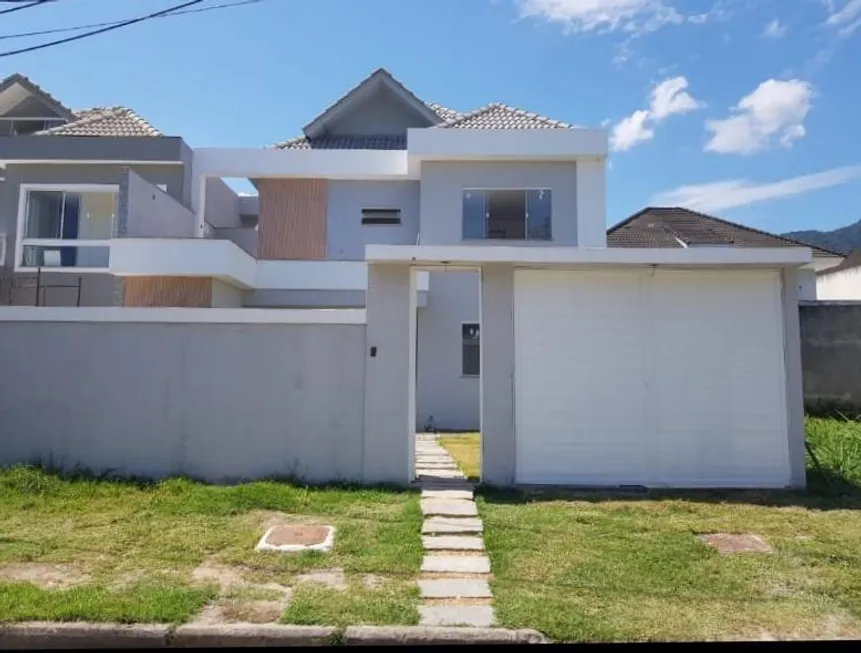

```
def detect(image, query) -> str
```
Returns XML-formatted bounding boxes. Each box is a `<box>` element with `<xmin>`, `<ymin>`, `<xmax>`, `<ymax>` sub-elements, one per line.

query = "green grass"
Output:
<box><xmin>0</xmin><ymin>469</ymin><xmax>422</xmax><ymax>624</ymax></box>
<box><xmin>282</xmin><ymin>580</ymin><xmax>419</xmax><ymax>627</ymax></box>
<box><xmin>0</xmin><ymin>583</ymin><xmax>214</xmax><ymax>625</ymax></box>
<box><xmin>466</xmin><ymin>417</ymin><xmax>861</xmax><ymax>642</ymax></box>
<box><xmin>439</xmin><ymin>433</ymin><xmax>480</xmax><ymax>480</ymax></box>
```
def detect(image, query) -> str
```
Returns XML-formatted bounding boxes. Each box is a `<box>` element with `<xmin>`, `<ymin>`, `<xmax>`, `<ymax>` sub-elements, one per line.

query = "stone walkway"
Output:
<box><xmin>414</xmin><ymin>434</ymin><xmax>495</xmax><ymax>628</ymax></box>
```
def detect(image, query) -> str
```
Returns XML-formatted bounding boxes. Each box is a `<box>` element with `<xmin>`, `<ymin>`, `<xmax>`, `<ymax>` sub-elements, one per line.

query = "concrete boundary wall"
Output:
<box><xmin>799</xmin><ymin>301</ymin><xmax>861</xmax><ymax>415</ymax></box>
<box><xmin>0</xmin><ymin>310</ymin><xmax>368</xmax><ymax>483</ymax></box>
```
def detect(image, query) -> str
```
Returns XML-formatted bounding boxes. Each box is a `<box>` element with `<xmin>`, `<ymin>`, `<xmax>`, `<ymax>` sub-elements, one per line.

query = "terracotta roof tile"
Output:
<box><xmin>32</xmin><ymin>106</ymin><xmax>161</xmax><ymax>137</ymax></box>
<box><xmin>433</xmin><ymin>103</ymin><xmax>574</xmax><ymax>130</ymax></box>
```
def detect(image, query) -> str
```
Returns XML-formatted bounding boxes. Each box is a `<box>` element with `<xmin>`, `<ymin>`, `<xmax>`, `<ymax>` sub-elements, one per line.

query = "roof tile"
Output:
<box><xmin>608</xmin><ymin>207</ymin><xmax>843</xmax><ymax>258</ymax></box>
<box><xmin>32</xmin><ymin>107</ymin><xmax>161</xmax><ymax>137</ymax></box>
<box><xmin>433</xmin><ymin>103</ymin><xmax>574</xmax><ymax>130</ymax></box>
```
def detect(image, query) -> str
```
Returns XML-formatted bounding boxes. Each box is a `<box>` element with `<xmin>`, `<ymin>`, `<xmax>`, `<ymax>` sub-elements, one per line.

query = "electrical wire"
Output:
<box><xmin>0</xmin><ymin>0</ymin><xmax>208</xmax><ymax>58</ymax></box>
<box><xmin>0</xmin><ymin>0</ymin><xmax>55</xmax><ymax>17</ymax></box>
<box><xmin>0</xmin><ymin>0</ymin><xmax>266</xmax><ymax>42</ymax></box>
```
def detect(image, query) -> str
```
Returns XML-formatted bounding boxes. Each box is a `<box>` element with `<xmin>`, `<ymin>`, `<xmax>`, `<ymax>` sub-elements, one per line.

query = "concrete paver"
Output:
<box><xmin>421</xmin><ymin>555</ymin><xmax>491</xmax><ymax>574</ymax></box>
<box><xmin>418</xmin><ymin>578</ymin><xmax>492</xmax><ymax>599</ymax></box>
<box><xmin>422</xmin><ymin>517</ymin><xmax>483</xmax><ymax>534</ymax></box>
<box><xmin>418</xmin><ymin>606</ymin><xmax>495</xmax><ymax>628</ymax></box>
<box><xmin>420</xmin><ymin>500</ymin><xmax>478</xmax><ymax>517</ymax></box>
<box><xmin>421</xmin><ymin>489</ymin><xmax>473</xmax><ymax>500</ymax></box>
<box><xmin>422</xmin><ymin>535</ymin><xmax>484</xmax><ymax>551</ymax></box>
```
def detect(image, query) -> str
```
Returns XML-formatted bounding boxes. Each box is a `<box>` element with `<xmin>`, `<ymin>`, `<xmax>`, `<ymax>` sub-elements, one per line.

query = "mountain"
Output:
<box><xmin>783</xmin><ymin>218</ymin><xmax>861</xmax><ymax>256</ymax></box>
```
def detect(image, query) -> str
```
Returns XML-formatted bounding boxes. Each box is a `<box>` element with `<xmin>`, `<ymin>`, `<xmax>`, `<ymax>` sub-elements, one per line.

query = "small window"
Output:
<box><xmin>362</xmin><ymin>208</ymin><xmax>401</xmax><ymax>225</ymax></box>
<box><xmin>462</xmin><ymin>323</ymin><xmax>480</xmax><ymax>377</ymax></box>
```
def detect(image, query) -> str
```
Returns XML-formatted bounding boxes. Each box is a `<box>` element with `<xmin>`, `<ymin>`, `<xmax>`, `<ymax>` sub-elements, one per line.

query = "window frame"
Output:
<box><xmin>461</xmin><ymin>187</ymin><xmax>553</xmax><ymax>242</ymax></box>
<box><xmin>14</xmin><ymin>183</ymin><xmax>118</xmax><ymax>274</ymax></box>
<box><xmin>461</xmin><ymin>321</ymin><xmax>480</xmax><ymax>378</ymax></box>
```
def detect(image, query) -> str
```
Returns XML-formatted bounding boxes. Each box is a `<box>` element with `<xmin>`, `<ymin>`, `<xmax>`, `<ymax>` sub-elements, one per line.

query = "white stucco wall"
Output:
<box><xmin>326</xmin><ymin>181</ymin><xmax>419</xmax><ymax>259</ymax></box>
<box><xmin>817</xmin><ymin>267</ymin><xmax>861</xmax><ymax>300</ymax></box>
<box><xmin>417</xmin><ymin>270</ymin><xmax>480</xmax><ymax>431</ymax></box>
<box><xmin>418</xmin><ymin>161</ymin><xmax>579</xmax><ymax>246</ymax></box>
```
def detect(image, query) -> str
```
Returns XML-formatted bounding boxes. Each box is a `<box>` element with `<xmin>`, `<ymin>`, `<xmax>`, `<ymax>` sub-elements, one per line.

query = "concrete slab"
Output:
<box><xmin>422</xmin><ymin>536</ymin><xmax>484</xmax><ymax>551</ymax></box>
<box><xmin>417</xmin><ymin>470</ymin><xmax>464</xmax><ymax>479</ymax></box>
<box><xmin>422</xmin><ymin>517</ymin><xmax>483</xmax><ymax>535</ymax></box>
<box><xmin>419</xmin><ymin>605</ymin><xmax>495</xmax><ymax>628</ymax></box>
<box><xmin>421</xmin><ymin>500</ymin><xmax>477</xmax><ymax>517</ymax></box>
<box><xmin>418</xmin><ymin>578</ymin><xmax>492</xmax><ymax>599</ymax></box>
<box><xmin>421</xmin><ymin>555</ymin><xmax>491</xmax><ymax>574</ymax></box>
<box><xmin>421</xmin><ymin>489</ymin><xmax>473</xmax><ymax>500</ymax></box>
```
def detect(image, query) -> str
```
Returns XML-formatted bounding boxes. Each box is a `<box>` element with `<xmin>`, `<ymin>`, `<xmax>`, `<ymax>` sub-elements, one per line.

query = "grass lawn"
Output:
<box><xmin>438</xmin><ymin>433</ymin><xmax>480</xmax><ymax>480</ymax></box>
<box><xmin>441</xmin><ymin>417</ymin><xmax>861</xmax><ymax>642</ymax></box>
<box><xmin>0</xmin><ymin>469</ymin><xmax>422</xmax><ymax>625</ymax></box>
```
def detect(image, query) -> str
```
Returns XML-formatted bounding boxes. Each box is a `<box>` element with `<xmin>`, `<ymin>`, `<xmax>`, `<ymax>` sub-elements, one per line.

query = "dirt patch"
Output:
<box><xmin>699</xmin><ymin>533</ymin><xmax>773</xmax><ymax>554</ymax></box>
<box><xmin>361</xmin><ymin>574</ymin><xmax>387</xmax><ymax>589</ymax></box>
<box><xmin>264</xmin><ymin>525</ymin><xmax>330</xmax><ymax>547</ymax></box>
<box><xmin>295</xmin><ymin>568</ymin><xmax>347</xmax><ymax>591</ymax></box>
<box><xmin>0</xmin><ymin>563</ymin><xmax>90</xmax><ymax>589</ymax></box>
<box><xmin>191</xmin><ymin>558</ymin><xmax>249</xmax><ymax>590</ymax></box>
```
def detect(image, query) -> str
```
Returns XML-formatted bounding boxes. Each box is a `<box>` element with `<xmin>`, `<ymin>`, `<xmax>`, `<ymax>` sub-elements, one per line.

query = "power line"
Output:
<box><xmin>0</xmin><ymin>0</ymin><xmax>54</xmax><ymax>17</ymax></box>
<box><xmin>0</xmin><ymin>0</ymin><xmax>210</xmax><ymax>58</ymax></box>
<box><xmin>0</xmin><ymin>0</ymin><xmax>266</xmax><ymax>42</ymax></box>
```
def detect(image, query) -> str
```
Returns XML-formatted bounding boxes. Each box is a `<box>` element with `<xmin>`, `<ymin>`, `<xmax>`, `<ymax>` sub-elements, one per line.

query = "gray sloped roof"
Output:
<box><xmin>607</xmin><ymin>207</ymin><xmax>844</xmax><ymax>258</ymax></box>
<box><xmin>0</xmin><ymin>73</ymin><xmax>76</xmax><ymax>120</ymax></box>
<box><xmin>32</xmin><ymin>107</ymin><xmax>162</xmax><ymax>137</ymax></box>
<box><xmin>817</xmin><ymin>249</ymin><xmax>861</xmax><ymax>275</ymax></box>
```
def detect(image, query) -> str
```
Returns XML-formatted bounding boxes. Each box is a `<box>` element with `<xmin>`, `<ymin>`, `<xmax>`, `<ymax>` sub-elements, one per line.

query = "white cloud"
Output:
<box><xmin>611</xmin><ymin>110</ymin><xmax>654</xmax><ymax>151</ymax></box>
<box><xmin>515</xmin><ymin>0</ymin><xmax>683</xmax><ymax>34</ymax></box>
<box><xmin>761</xmin><ymin>18</ymin><xmax>787</xmax><ymax>38</ymax></box>
<box><xmin>652</xmin><ymin>165</ymin><xmax>861</xmax><ymax>212</ymax></box>
<box><xmin>649</xmin><ymin>76</ymin><xmax>704</xmax><ymax>120</ymax></box>
<box><xmin>824</xmin><ymin>0</ymin><xmax>861</xmax><ymax>36</ymax></box>
<box><xmin>611</xmin><ymin>76</ymin><xmax>703</xmax><ymax>151</ymax></box>
<box><xmin>704</xmin><ymin>79</ymin><xmax>814</xmax><ymax>155</ymax></box>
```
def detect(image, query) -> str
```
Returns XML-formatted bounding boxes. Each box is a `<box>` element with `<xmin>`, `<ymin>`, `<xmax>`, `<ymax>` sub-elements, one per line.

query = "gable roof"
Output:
<box><xmin>0</xmin><ymin>73</ymin><xmax>76</xmax><ymax>120</ymax></box>
<box><xmin>817</xmin><ymin>249</ymin><xmax>861</xmax><ymax>276</ymax></box>
<box><xmin>607</xmin><ymin>207</ymin><xmax>844</xmax><ymax>258</ymax></box>
<box><xmin>32</xmin><ymin>106</ymin><xmax>161</xmax><ymax>137</ymax></box>
<box><xmin>301</xmin><ymin>67</ymin><xmax>443</xmax><ymax>139</ymax></box>
<box><xmin>272</xmin><ymin>69</ymin><xmax>575</xmax><ymax>149</ymax></box>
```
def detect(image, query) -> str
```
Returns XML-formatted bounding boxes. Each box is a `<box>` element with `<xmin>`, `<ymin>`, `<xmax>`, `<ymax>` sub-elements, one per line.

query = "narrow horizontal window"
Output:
<box><xmin>362</xmin><ymin>208</ymin><xmax>401</xmax><ymax>225</ymax></box>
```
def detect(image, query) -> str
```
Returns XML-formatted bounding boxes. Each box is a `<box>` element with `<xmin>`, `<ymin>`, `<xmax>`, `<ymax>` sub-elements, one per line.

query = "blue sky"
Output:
<box><xmin>2</xmin><ymin>0</ymin><xmax>859</xmax><ymax>232</ymax></box>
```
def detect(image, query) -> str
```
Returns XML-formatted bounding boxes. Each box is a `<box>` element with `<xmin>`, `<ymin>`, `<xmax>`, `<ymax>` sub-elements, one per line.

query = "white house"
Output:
<box><xmin>0</xmin><ymin>69</ymin><xmax>813</xmax><ymax>488</ymax></box>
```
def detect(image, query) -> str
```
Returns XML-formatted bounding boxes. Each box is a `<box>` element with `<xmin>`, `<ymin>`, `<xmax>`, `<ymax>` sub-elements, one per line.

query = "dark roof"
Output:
<box><xmin>607</xmin><ymin>207</ymin><xmax>845</xmax><ymax>258</ymax></box>
<box><xmin>0</xmin><ymin>73</ymin><xmax>76</xmax><ymax>120</ymax></box>
<box><xmin>33</xmin><ymin>107</ymin><xmax>161</xmax><ymax>137</ymax></box>
<box><xmin>817</xmin><ymin>249</ymin><xmax>861</xmax><ymax>276</ymax></box>
<box><xmin>273</xmin><ymin>134</ymin><xmax>406</xmax><ymax>150</ymax></box>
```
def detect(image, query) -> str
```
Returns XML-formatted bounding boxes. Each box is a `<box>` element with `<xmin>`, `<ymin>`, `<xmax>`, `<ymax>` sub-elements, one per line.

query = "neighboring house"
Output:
<box><xmin>0</xmin><ymin>73</ymin><xmax>196</xmax><ymax>306</ymax></box>
<box><xmin>816</xmin><ymin>250</ymin><xmax>861</xmax><ymax>300</ymax></box>
<box><xmin>607</xmin><ymin>207</ymin><xmax>845</xmax><ymax>301</ymax></box>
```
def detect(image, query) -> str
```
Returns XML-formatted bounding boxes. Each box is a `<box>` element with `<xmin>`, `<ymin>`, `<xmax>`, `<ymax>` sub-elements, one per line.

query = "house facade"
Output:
<box><xmin>0</xmin><ymin>69</ymin><xmax>816</xmax><ymax>489</ymax></box>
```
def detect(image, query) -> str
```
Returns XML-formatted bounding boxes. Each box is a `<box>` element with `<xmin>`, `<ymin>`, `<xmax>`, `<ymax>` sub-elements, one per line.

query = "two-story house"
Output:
<box><xmin>0</xmin><ymin>69</ymin><xmax>813</xmax><ymax>489</ymax></box>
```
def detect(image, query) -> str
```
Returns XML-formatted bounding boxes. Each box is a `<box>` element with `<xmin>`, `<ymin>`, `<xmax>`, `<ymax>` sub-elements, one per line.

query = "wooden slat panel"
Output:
<box><xmin>123</xmin><ymin>277</ymin><xmax>212</xmax><ymax>307</ymax></box>
<box><xmin>257</xmin><ymin>179</ymin><xmax>327</xmax><ymax>259</ymax></box>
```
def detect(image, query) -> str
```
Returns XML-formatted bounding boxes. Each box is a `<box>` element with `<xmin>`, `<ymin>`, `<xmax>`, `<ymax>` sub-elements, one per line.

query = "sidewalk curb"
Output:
<box><xmin>0</xmin><ymin>622</ymin><xmax>549</xmax><ymax>647</ymax></box>
<box><xmin>342</xmin><ymin>625</ymin><xmax>549</xmax><ymax>645</ymax></box>
<box><xmin>0</xmin><ymin>623</ymin><xmax>170</xmax><ymax>649</ymax></box>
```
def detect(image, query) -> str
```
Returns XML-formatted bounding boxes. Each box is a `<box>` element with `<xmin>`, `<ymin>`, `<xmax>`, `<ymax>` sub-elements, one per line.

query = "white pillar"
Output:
<box><xmin>575</xmin><ymin>157</ymin><xmax>607</xmax><ymax>247</ymax></box>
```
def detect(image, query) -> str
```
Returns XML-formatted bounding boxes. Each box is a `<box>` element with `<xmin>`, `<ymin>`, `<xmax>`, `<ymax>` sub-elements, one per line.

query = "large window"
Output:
<box><xmin>17</xmin><ymin>186</ymin><xmax>116</xmax><ymax>270</ymax></box>
<box><xmin>462</xmin><ymin>189</ymin><xmax>551</xmax><ymax>241</ymax></box>
<box><xmin>462</xmin><ymin>323</ymin><xmax>480</xmax><ymax>377</ymax></box>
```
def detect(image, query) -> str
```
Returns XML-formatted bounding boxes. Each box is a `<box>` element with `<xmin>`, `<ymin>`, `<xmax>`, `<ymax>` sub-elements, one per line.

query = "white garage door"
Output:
<box><xmin>514</xmin><ymin>268</ymin><xmax>790</xmax><ymax>488</ymax></box>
